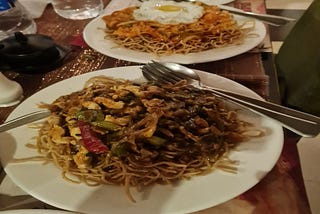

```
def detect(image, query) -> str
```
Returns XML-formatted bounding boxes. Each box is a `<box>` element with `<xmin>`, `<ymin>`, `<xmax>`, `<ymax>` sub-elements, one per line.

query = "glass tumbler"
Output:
<box><xmin>52</xmin><ymin>0</ymin><xmax>103</xmax><ymax>20</ymax></box>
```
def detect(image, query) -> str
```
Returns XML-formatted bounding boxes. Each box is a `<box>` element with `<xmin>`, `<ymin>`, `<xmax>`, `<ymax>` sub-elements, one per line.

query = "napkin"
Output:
<box><xmin>19</xmin><ymin>0</ymin><xmax>50</xmax><ymax>18</ymax></box>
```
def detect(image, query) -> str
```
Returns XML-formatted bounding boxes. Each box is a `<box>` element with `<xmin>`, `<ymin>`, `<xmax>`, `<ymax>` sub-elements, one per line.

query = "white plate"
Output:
<box><xmin>202</xmin><ymin>0</ymin><xmax>234</xmax><ymax>5</ymax></box>
<box><xmin>83</xmin><ymin>15</ymin><xmax>266</xmax><ymax>64</ymax></box>
<box><xmin>0</xmin><ymin>66</ymin><xmax>283</xmax><ymax>214</ymax></box>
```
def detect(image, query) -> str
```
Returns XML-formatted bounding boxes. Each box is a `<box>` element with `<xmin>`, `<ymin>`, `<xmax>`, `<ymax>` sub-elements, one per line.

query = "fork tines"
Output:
<box><xmin>142</xmin><ymin>61</ymin><xmax>188</xmax><ymax>85</ymax></box>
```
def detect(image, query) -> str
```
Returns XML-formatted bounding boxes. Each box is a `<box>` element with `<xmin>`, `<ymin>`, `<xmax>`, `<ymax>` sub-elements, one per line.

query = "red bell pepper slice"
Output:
<box><xmin>78</xmin><ymin>121</ymin><xmax>108</xmax><ymax>154</ymax></box>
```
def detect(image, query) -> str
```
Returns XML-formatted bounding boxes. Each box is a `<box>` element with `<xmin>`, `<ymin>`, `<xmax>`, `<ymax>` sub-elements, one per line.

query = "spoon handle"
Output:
<box><xmin>200</xmin><ymin>85</ymin><xmax>320</xmax><ymax>137</ymax></box>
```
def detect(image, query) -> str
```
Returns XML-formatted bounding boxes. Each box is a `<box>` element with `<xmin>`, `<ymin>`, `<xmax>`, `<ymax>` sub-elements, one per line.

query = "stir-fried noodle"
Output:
<box><xmin>22</xmin><ymin>76</ymin><xmax>262</xmax><ymax>202</ymax></box>
<box><xmin>102</xmin><ymin>3</ymin><xmax>254</xmax><ymax>56</ymax></box>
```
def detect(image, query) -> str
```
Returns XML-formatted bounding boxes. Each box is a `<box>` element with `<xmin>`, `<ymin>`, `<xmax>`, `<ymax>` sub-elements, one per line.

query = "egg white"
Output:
<box><xmin>133</xmin><ymin>0</ymin><xmax>204</xmax><ymax>25</ymax></box>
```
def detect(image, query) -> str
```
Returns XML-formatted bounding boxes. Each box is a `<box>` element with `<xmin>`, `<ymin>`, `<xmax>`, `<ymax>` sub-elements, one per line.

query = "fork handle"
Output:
<box><xmin>200</xmin><ymin>85</ymin><xmax>320</xmax><ymax>137</ymax></box>
<box><xmin>0</xmin><ymin>110</ymin><xmax>50</xmax><ymax>133</ymax></box>
<box><xmin>219</xmin><ymin>7</ymin><xmax>295</xmax><ymax>26</ymax></box>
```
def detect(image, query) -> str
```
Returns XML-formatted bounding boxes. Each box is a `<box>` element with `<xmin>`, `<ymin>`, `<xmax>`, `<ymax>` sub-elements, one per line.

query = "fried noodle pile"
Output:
<box><xmin>102</xmin><ymin>3</ymin><xmax>254</xmax><ymax>55</ymax></box>
<box><xmin>28</xmin><ymin>76</ymin><xmax>258</xmax><ymax>202</ymax></box>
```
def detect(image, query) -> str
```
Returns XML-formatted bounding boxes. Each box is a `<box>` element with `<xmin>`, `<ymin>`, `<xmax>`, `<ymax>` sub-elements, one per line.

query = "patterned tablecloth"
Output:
<box><xmin>0</xmin><ymin>0</ymin><xmax>311</xmax><ymax>213</ymax></box>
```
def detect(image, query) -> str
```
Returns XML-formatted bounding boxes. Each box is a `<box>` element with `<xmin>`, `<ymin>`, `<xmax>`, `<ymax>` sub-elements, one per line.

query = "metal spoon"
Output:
<box><xmin>143</xmin><ymin>61</ymin><xmax>320</xmax><ymax>137</ymax></box>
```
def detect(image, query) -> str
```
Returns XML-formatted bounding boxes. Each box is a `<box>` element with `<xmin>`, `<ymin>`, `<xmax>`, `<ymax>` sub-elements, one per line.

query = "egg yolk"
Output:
<box><xmin>156</xmin><ymin>5</ymin><xmax>184</xmax><ymax>12</ymax></box>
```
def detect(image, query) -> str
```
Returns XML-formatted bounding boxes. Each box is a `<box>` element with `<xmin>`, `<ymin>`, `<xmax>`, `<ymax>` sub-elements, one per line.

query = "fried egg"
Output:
<box><xmin>133</xmin><ymin>0</ymin><xmax>204</xmax><ymax>25</ymax></box>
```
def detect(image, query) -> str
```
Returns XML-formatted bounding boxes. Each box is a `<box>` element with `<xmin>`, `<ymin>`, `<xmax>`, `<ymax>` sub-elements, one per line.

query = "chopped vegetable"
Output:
<box><xmin>76</xmin><ymin>110</ymin><xmax>104</xmax><ymax>122</ymax></box>
<box><xmin>78</xmin><ymin>121</ymin><xmax>108</xmax><ymax>154</ymax></box>
<box><xmin>146</xmin><ymin>136</ymin><xmax>166</xmax><ymax>147</ymax></box>
<box><xmin>113</xmin><ymin>143</ymin><xmax>128</xmax><ymax>157</ymax></box>
<box><xmin>92</xmin><ymin>120</ymin><xmax>121</xmax><ymax>131</ymax></box>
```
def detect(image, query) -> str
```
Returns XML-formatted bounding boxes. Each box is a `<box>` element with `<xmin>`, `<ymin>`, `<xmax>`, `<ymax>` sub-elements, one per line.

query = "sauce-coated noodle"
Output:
<box><xmin>25</xmin><ymin>76</ymin><xmax>261</xmax><ymax>202</ymax></box>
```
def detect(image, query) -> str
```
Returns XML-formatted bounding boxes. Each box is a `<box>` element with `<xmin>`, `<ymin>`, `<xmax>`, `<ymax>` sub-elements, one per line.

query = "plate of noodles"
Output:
<box><xmin>83</xmin><ymin>1</ymin><xmax>266</xmax><ymax>64</ymax></box>
<box><xmin>0</xmin><ymin>66</ymin><xmax>283</xmax><ymax>214</ymax></box>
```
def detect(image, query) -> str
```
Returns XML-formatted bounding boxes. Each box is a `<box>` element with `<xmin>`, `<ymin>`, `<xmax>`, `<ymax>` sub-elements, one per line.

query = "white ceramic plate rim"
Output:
<box><xmin>83</xmin><ymin>14</ymin><xmax>266</xmax><ymax>64</ymax></box>
<box><xmin>0</xmin><ymin>66</ymin><xmax>283</xmax><ymax>214</ymax></box>
<box><xmin>202</xmin><ymin>0</ymin><xmax>234</xmax><ymax>5</ymax></box>
<box><xmin>0</xmin><ymin>209</ymin><xmax>72</xmax><ymax>214</ymax></box>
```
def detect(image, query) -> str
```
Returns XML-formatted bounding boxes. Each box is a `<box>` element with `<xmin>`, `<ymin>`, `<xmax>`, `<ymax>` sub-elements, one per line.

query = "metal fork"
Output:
<box><xmin>137</xmin><ymin>0</ymin><xmax>295</xmax><ymax>26</ymax></box>
<box><xmin>141</xmin><ymin>61</ymin><xmax>320</xmax><ymax>137</ymax></box>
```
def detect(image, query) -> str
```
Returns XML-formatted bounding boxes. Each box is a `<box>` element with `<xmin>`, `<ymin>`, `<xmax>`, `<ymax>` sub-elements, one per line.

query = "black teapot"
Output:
<box><xmin>0</xmin><ymin>32</ymin><xmax>67</xmax><ymax>72</ymax></box>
